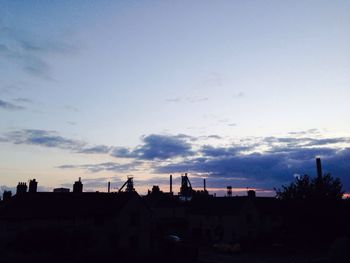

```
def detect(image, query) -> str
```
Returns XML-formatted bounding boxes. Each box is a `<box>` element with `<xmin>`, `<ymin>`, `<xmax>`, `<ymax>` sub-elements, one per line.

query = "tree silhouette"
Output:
<box><xmin>275</xmin><ymin>173</ymin><xmax>344</xmax><ymax>200</ymax></box>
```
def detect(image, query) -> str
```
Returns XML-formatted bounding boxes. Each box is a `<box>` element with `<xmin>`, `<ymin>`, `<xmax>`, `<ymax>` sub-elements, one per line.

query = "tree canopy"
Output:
<box><xmin>275</xmin><ymin>173</ymin><xmax>344</xmax><ymax>200</ymax></box>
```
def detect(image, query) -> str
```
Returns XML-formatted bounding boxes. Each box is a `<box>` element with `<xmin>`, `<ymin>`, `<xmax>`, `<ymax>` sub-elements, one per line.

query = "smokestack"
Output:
<box><xmin>170</xmin><ymin>174</ymin><xmax>173</xmax><ymax>194</ymax></box>
<box><xmin>73</xmin><ymin>178</ymin><xmax>83</xmax><ymax>193</ymax></box>
<box><xmin>29</xmin><ymin>179</ymin><xmax>37</xmax><ymax>193</ymax></box>
<box><xmin>316</xmin><ymin>158</ymin><xmax>323</xmax><ymax>178</ymax></box>
<box><xmin>203</xmin><ymin>178</ymin><xmax>206</xmax><ymax>191</ymax></box>
<box><xmin>108</xmin><ymin>182</ymin><xmax>111</xmax><ymax>193</ymax></box>
<box><xmin>227</xmin><ymin>186</ymin><xmax>232</xmax><ymax>197</ymax></box>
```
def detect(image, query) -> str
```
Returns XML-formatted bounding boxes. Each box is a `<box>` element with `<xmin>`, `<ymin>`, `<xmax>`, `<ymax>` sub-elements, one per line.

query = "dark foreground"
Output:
<box><xmin>1</xmin><ymin>237</ymin><xmax>349</xmax><ymax>263</ymax></box>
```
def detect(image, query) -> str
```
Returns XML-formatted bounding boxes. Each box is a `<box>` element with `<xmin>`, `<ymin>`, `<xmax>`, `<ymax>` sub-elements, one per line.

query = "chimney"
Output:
<box><xmin>227</xmin><ymin>186</ymin><xmax>232</xmax><ymax>197</ymax></box>
<box><xmin>203</xmin><ymin>178</ymin><xmax>206</xmax><ymax>191</ymax></box>
<box><xmin>247</xmin><ymin>190</ymin><xmax>256</xmax><ymax>198</ymax></box>
<box><xmin>16</xmin><ymin>182</ymin><xmax>27</xmax><ymax>195</ymax></box>
<box><xmin>73</xmin><ymin>177</ymin><xmax>83</xmax><ymax>193</ymax></box>
<box><xmin>170</xmin><ymin>174</ymin><xmax>173</xmax><ymax>194</ymax></box>
<box><xmin>108</xmin><ymin>182</ymin><xmax>111</xmax><ymax>193</ymax></box>
<box><xmin>316</xmin><ymin>158</ymin><xmax>323</xmax><ymax>178</ymax></box>
<box><xmin>28</xmin><ymin>179</ymin><xmax>38</xmax><ymax>193</ymax></box>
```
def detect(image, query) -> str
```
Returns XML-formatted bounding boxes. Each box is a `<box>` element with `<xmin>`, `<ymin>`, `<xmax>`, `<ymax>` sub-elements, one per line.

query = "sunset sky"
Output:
<box><xmin>1</xmin><ymin>0</ymin><xmax>349</xmax><ymax>196</ymax></box>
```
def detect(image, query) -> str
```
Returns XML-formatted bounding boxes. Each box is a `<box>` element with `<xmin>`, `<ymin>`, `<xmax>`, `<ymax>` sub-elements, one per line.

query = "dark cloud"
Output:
<box><xmin>57</xmin><ymin>161</ymin><xmax>142</xmax><ymax>173</ymax></box>
<box><xmin>1</xmin><ymin>129</ymin><xmax>111</xmax><ymax>155</ymax></box>
<box><xmin>111</xmin><ymin>147</ymin><xmax>138</xmax><ymax>158</ymax></box>
<box><xmin>200</xmin><ymin>145</ymin><xmax>252</xmax><ymax>157</ymax></box>
<box><xmin>3</xmin><ymin>129</ymin><xmax>85</xmax><ymax>150</ymax></box>
<box><xmin>0</xmin><ymin>99</ymin><xmax>25</xmax><ymax>110</ymax></box>
<box><xmin>262</xmin><ymin>136</ymin><xmax>349</xmax><ymax>149</ymax></box>
<box><xmin>111</xmin><ymin>134</ymin><xmax>194</xmax><ymax>160</ymax></box>
<box><xmin>154</xmin><ymin>147</ymin><xmax>350</xmax><ymax>192</ymax></box>
<box><xmin>79</xmin><ymin>145</ymin><xmax>112</xmax><ymax>154</ymax></box>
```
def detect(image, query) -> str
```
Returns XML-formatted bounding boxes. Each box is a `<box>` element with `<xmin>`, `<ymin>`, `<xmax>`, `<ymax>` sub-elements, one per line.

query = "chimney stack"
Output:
<box><xmin>316</xmin><ymin>157</ymin><xmax>323</xmax><ymax>178</ymax></box>
<box><xmin>170</xmin><ymin>174</ymin><xmax>173</xmax><ymax>194</ymax></box>
<box><xmin>203</xmin><ymin>178</ymin><xmax>206</xmax><ymax>191</ymax></box>
<box><xmin>247</xmin><ymin>189</ymin><xmax>256</xmax><ymax>198</ymax></box>
<box><xmin>28</xmin><ymin>179</ymin><xmax>38</xmax><ymax>193</ymax></box>
<box><xmin>227</xmin><ymin>186</ymin><xmax>232</xmax><ymax>197</ymax></box>
<box><xmin>108</xmin><ymin>182</ymin><xmax>111</xmax><ymax>193</ymax></box>
<box><xmin>73</xmin><ymin>177</ymin><xmax>83</xmax><ymax>193</ymax></box>
<box><xmin>16</xmin><ymin>182</ymin><xmax>27</xmax><ymax>195</ymax></box>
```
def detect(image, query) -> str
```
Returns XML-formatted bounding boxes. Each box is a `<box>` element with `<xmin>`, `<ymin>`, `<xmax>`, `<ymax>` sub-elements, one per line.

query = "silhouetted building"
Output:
<box><xmin>247</xmin><ymin>190</ymin><xmax>256</xmax><ymax>198</ymax></box>
<box><xmin>0</xmin><ymin>191</ymin><xmax>153</xmax><ymax>255</ymax></box>
<box><xmin>188</xmin><ymin>196</ymin><xmax>281</xmax><ymax>243</ymax></box>
<box><xmin>119</xmin><ymin>176</ymin><xmax>135</xmax><ymax>193</ymax></box>
<box><xmin>73</xmin><ymin>177</ymin><xmax>83</xmax><ymax>193</ymax></box>
<box><xmin>28</xmin><ymin>179</ymin><xmax>37</xmax><ymax>193</ymax></box>
<box><xmin>53</xmin><ymin>187</ymin><xmax>70</xmax><ymax>193</ymax></box>
<box><xmin>179</xmin><ymin>173</ymin><xmax>193</xmax><ymax>200</ymax></box>
<box><xmin>227</xmin><ymin>186</ymin><xmax>232</xmax><ymax>197</ymax></box>
<box><xmin>16</xmin><ymin>182</ymin><xmax>27</xmax><ymax>195</ymax></box>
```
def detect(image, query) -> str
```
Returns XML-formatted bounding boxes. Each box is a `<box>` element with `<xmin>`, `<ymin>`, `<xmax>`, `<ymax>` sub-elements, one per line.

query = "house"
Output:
<box><xmin>144</xmin><ymin>191</ymin><xmax>188</xmax><ymax>238</ymax></box>
<box><xmin>187</xmin><ymin>194</ymin><xmax>281</xmax><ymax>244</ymax></box>
<box><xmin>0</xmin><ymin>190</ymin><xmax>153</xmax><ymax>260</ymax></box>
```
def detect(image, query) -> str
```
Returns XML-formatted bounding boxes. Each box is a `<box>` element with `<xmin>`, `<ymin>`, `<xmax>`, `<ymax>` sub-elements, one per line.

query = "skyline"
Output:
<box><xmin>1</xmin><ymin>1</ymin><xmax>350</xmax><ymax>196</ymax></box>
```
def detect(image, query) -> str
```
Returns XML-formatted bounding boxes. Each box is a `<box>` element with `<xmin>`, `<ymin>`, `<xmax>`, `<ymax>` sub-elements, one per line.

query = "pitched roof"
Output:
<box><xmin>0</xmin><ymin>192</ymin><xmax>138</xmax><ymax>220</ymax></box>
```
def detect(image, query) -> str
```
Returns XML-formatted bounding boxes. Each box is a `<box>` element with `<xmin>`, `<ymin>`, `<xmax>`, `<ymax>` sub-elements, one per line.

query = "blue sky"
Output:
<box><xmin>1</xmin><ymin>0</ymin><xmax>349</xmax><ymax>196</ymax></box>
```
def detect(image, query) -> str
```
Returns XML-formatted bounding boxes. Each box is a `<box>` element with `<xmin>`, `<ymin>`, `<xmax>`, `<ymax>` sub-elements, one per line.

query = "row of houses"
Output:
<box><xmin>0</xmin><ymin>176</ymin><xmax>283</xmax><ymax>260</ymax></box>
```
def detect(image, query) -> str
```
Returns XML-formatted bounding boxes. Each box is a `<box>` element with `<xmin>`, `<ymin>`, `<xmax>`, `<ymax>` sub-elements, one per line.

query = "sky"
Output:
<box><xmin>0</xmin><ymin>0</ymin><xmax>350</xmax><ymax>196</ymax></box>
